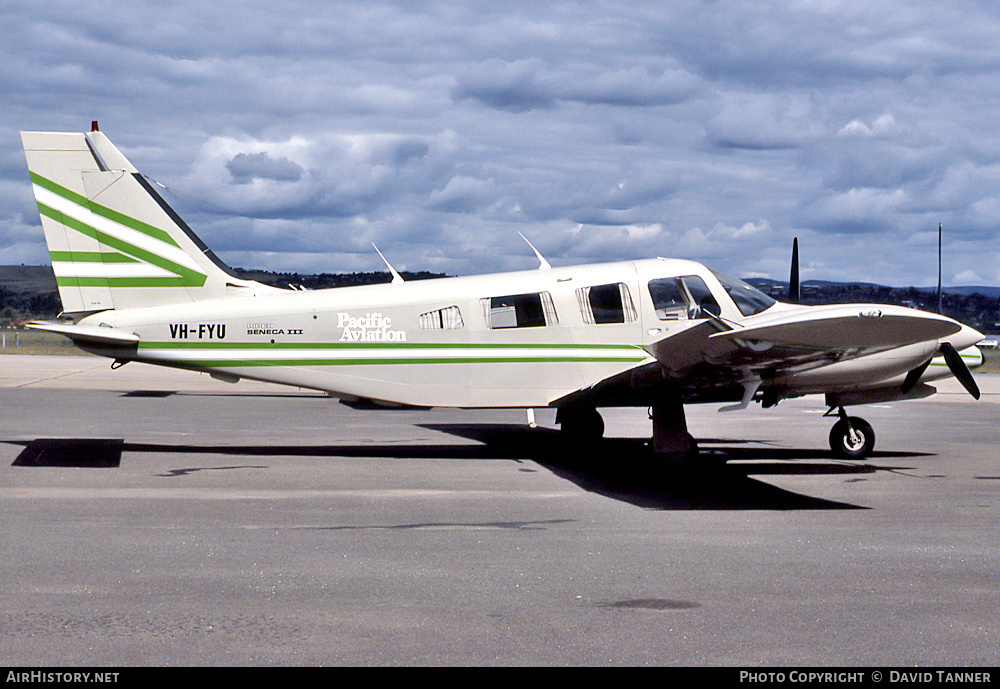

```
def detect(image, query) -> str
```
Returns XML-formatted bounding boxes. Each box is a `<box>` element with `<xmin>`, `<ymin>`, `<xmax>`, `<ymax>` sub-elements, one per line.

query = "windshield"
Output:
<box><xmin>710</xmin><ymin>270</ymin><xmax>776</xmax><ymax>317</ymax></box>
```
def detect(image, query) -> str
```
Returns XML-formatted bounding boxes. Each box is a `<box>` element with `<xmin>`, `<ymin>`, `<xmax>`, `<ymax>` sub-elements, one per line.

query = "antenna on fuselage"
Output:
<box><xmin>517</xmin><ymin>232</ymin><xmax>551</xmax><ymax>270</ymax></box>
<box><xmin>372</xmin><ymin>243</ymin><xmax>404</xmax><ymax>284</ymax></box>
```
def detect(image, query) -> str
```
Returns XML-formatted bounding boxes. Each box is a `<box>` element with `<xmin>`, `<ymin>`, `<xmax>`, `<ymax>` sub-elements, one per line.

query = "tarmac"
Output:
<box><xmin>1</xmin><ymin>355</ymin><xmax>998</xmax><ymax>666</ymax></box>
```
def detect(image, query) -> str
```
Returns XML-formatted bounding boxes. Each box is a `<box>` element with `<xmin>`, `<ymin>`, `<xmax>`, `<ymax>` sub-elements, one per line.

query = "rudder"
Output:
<box><xmin>21</xmin><ymin>128</ymin><xmax>275</xmax><ymax>315</ymax></box>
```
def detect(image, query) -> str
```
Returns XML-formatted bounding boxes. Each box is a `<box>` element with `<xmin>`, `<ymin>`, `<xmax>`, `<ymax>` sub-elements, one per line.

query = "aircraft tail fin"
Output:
<box><xmin>21</xmin><ymin>128</ymin><xmax>279</xmax><ymax>316</ymax></box>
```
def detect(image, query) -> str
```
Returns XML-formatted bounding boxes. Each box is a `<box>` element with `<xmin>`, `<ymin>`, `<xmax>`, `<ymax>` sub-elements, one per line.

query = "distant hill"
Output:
<box><xmin>0</xmin><ymin>265</ymin><xmax>57</xmax><ymax>294</ymax></box>
<box><xmin>745</xmin><ymin>278</ymin><xmax>999</xmax><ymax>333</ymax></box>
<box><xmin>0</xmin><ymin>265</ymin><xmax>59</xmax><ymax>320</ymax></box>
<box><xmin>0</xmin><ymin>265</ymin><xmax>447</xmax><ymax>321</ymax></box>
<box><xmin>915</xmin><ymin>285</ymin><xmax>1000</xmax><ymax>299</ymax></box>
<box><xmin>230</xmin><ymin>267</ymin><xmax>448</xmax><ymax>289</ymax></box>
<box><xmin>746</xmin><ymin>277</ymin><xmax>1000</xmax><ymax>299</ymax></box>
<box><xmin>1</xmin><ymin>265</ymin><xmax>997</xmax><ymax>333</ymax></box>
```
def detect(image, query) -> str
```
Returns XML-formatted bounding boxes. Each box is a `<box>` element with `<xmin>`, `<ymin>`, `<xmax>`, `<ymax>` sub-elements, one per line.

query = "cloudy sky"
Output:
<box><xmin>3</xmin><ymin>0</ymin><xmax>1000</xmax><ymax>287</ymax></box>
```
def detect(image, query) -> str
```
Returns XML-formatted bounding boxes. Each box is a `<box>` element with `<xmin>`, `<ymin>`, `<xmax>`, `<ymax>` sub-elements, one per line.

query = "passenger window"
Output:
<box><xmin>577</xmin><ymin>283</ymin><xmax>637</xmax><ymax>324</ymax></box>
<box><xmin>484</xmin><ymin>292</ymin><xmax>558</xmax><ymax>329</ymax></box>
<box><xmin>419</xmin><ymin>306</ymin><xmax>464</xmax><ymax>330</ymax></box>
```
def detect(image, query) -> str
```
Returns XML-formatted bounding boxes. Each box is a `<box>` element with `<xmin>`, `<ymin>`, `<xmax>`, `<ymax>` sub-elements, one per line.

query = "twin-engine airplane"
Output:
<box><xmin>20</xmin><ymin>127</ymin><xmax>984</xmax><ymax>461</ymax></box>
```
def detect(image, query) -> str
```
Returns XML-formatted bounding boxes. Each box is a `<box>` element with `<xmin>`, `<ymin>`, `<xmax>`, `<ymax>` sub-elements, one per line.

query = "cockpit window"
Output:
<box><xmin>681</xmin><ymin>276</ymin><xmax>721</xmax><ymax>318</ymax></box>
<box><xmin>710</xmin><ymin>270</ymin><xmax>776</xmax><ymax>317</ymax></box>
<box><xmin>648</xmin><ymin>276</ymin><xmax>721</xmax><ymax>320</ymax></box>
<box><xmin>648</xmin><ymin>278</ymin><xmax>687</xmax><ymax>320</ymax></box>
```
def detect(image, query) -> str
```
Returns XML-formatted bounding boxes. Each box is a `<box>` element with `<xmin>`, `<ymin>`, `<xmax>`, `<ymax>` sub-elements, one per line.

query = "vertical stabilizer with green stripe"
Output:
<box><xmin>21</xmin><ymin>130</ymin><xmax>277</xmax><ymax>315</ymax></box>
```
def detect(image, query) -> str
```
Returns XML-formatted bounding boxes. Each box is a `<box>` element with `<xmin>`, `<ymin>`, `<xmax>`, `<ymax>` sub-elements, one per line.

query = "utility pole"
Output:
<box><xmin>937</xmin><ymin>222</ymin><xmax>943</xmax><ymax>314</ymax></box>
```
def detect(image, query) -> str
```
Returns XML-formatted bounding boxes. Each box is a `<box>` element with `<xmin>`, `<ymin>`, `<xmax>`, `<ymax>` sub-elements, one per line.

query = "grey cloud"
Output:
<box><xmin>226</xmin><ymin>152</ymin><xmax>304</xmax><ymax>183</ymax></box>
<box><xmin>453</xmin><ymin>59</ymin><xmax>700</xmax><ymax>111</ymax></box>
<box><xmin>452</xmin><ymin>59</ymin><xmax>556</xmax><ymax>112</ymax></box>
<box><xmin>178</xmin><ymin>131</ymin><xmax>453</xmax><ymax>224</ymax></box>
<box><xmin>562</xmin><ymin>67</ymin><xmax>700</xmax><ymax>107</ymax></box>
<box><xmin>427</xmin><ymin>176</ymin><xmax>497</xmax><ymax>213</ymax></box>
<box><xmin>706</xmin><ymin>94</ymin><xmax>821</xmax><ymax>151</ymax></box>
<box><xmin>3</xmin><ymin>1</ymin><xmax>1000</xmax><ymax>286</ymax></box>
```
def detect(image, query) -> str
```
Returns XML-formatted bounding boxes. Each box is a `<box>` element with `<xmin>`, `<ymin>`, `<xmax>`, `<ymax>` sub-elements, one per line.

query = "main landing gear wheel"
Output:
<box><xmin>829</xmin><ymin>416</ymin><xmax>875</xmax><ymax>459</ymax></box>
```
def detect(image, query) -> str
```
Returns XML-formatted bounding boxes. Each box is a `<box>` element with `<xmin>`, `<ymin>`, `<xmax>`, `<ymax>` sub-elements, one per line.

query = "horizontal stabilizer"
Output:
<box><xmin>710</xmin><ymin>305</ymin><xmax>961</xmax><ymax>351</ymax></box>
<box><xmin>27</xmin><ymin>321</ymin><xmax>139</xmax><ymax>346</ymax></box>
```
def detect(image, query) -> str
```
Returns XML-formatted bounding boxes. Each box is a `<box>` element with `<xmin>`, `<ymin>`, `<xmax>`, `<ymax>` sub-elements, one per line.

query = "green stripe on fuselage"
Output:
<box><xmin>135</xmin><ymin>341</ymin><xmax>648</xmax><ymax>367</ymax></box>
<box><xmin>139</xmin><ymin>356</ymin><xmax>648</xmax><ymax>367</ymax></box>
<box><xmin>138</xmin><ymin>341</ymin><xmax>642</xmax><ymax>350</ymax></box>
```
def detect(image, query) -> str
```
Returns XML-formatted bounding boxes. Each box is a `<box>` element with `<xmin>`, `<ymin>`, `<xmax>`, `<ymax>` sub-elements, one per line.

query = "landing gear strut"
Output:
<box><xmin>557</xmin><ymin>399</ymin><xmax>701</xmax><ymax>465</ymax></box>
<box><xmin>650</xmin><ymin>398</ymin><xmax>695</xmax><ymax>459</ymax></box>
<box><xmin>828</xmin><ymin>406</ymin><xmax>875</xmax><ymax>459</ymax></box>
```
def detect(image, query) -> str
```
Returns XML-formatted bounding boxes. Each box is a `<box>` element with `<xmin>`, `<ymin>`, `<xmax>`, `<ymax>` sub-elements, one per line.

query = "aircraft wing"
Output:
<box><xmin>643</xmin><ymin>304</ymin><xmax>959</xmax><ymax>375</ymax></box>
<box><xmin>568</xmin><ymin>304</ymin><xmax>964</xmax><ymax>409</ymax></box>
<box><xmin>707</xmin><ymin>304</ymin><xmax>961</xmax><ymax>351</ymax></box>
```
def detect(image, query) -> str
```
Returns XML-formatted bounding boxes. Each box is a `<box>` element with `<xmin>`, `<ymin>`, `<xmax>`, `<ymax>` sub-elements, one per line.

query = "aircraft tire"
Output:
<box><xmin>829</xmin><ymin>416</ymin><xmax>875</xmax><ymax>459</ymax></box>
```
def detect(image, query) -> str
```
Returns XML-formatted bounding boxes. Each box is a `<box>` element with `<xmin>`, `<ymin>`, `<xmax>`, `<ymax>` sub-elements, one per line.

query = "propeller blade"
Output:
<box><xmin>789</xmin><ymin>237</ymin><xmax>800</xmax><ymax>303</ymax></box>
<box><xmin>940</xmin><ymin>341</ymin><xmax>981</xmax><ymax>400</ymax></box>
<box><xmin>901</xmin><ymin>358</ymin><xmax>932</xmax><ymax>394</ymax></box>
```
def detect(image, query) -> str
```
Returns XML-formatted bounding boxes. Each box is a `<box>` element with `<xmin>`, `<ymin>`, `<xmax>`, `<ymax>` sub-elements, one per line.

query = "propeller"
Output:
<box><xmin>901</xmin><ymin>341</ymin><xmax>981</xmax><ymax>399</ymax></box>
<box><xmin>788</xmin><ymin>237</ymin><xmax>800</xmax><ymax>303</ymax></box>
<box><xmin>901</xmin><ymin>224</ymin><xmax>982</xmax><ymax>399</ymax></box>
<box><xmin>940</xmin><ymin>341</ymin><xmax>981</xmax><ymax>399</ymax></box>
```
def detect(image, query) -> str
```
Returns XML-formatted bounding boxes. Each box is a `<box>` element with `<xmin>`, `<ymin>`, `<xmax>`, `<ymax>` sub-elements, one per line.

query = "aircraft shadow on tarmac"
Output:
<box><xmin>420</xmin><ymin>424</ymin><xmax>916</xmax><ymax>511</ymax></box>
<box><xmin>7</xmin><ymin>425</ymin><xmax>935</xmax><ymax>510</ymax></box>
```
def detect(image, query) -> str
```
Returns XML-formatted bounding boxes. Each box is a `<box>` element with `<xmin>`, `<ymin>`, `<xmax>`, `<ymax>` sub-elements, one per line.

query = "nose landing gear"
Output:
<box><xmin>827</xmin><ymin>406</ymin><xmax>875</xmax><ymax>459</ymax></box>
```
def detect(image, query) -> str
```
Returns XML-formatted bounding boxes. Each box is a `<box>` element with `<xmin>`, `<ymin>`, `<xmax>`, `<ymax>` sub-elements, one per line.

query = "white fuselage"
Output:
<box><xmin>81</xmin><ymin>259</ymin><xmax>661</xmax><ymax>407</ymax></box>
<box><xmin>78</xmin><ymin>257</ymin><xmax>983</xmax><ymax>409</ymax></box>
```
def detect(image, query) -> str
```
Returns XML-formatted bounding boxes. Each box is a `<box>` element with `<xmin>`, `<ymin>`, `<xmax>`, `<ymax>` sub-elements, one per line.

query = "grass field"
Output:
<box><xmin>0</xmin><ymin>327</ymin><xmax>90</xmax><ymax>356</ymax></box>
<box><xmin>3</xmin><ymin>326</ymin><xmax>998</xmax><ymax>373</ymax></box>
<box><xmin>975</xmin><ymin>346</ymin><xmax>1000</xmax><ymax>374</ymax></box>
